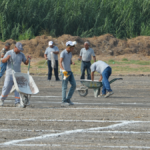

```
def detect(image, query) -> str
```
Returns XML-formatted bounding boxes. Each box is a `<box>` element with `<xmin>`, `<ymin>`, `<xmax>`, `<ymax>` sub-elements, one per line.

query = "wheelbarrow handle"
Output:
<box><xmin>27</xmin><ymin>58</ymin><xmax>31</xmax><ymax>74</ymax></box>
<box><xmin>10</xmin><ymin>56</ymin><xmax>14</xmax><ymax>71</ymax></box>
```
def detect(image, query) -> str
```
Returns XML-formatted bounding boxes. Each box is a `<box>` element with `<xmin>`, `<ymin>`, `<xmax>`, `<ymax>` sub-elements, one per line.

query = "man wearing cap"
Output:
<box><xmin>0</xmin><ymin>43</ymin><xmax>11</xmax><ymax>78</ymax></box>
<box><xmin>0</xmin><ymin>42</ymin><xmax>31</xmax><ymax>107</ymax></box>
<box><xmin>59</xmin><ymin>41</ymin><xmax>76</xmax><ymax>106</ymax></box>
<box><xmin>44</xmin><ymin>41</ymin><xmax>60</xmax><ymax>81</ymax></box>
<box><xmin>79</xmin><ymin>42</ymin><xmax>96</xmax><ymax>80</ymax></box>
<box><xmin>91</xmin><ymin>60</ymin><xmax>114</xmax><ymax>98</ymax></box>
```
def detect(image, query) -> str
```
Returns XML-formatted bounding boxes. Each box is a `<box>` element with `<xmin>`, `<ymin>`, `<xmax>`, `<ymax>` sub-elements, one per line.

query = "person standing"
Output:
<box><xmin>44</xmin><ymin>41</ymin><xmax>60</xmax><ymax>81</ymax></box>
<box><xmin>0</xmin><ymin>43</ymin><xmax>11</xmax><ymax>78</ymax></box>
<box><xmin>79</xmin><ymin>42</ymin><xmax>96</xmax><ymax>80</ymax></box>
<box><xmin>0</xmin><ymin>42</ymin><xmax>31</xmax><ymax>107</ymax></box>
<box><xmin>90</xmin><ymin>60</ymin><xmax>114</xmax><ymax>98</ymax></box>
<box><xmin>59</xmin><ymin>41</ymin><xmax>76</xmax><ymax>106</ymax></box>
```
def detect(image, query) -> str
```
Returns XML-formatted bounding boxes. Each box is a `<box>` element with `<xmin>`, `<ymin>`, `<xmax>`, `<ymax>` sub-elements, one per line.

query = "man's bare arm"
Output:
<box><xmin>79</xmin><ymin>56</ymin><xmax>82</xmax><ymax>61</ymax></box>
<box><xmin>71</xmin><ymin>59</ymin><xmax>75</xmax><ymax>65</ymax></box>
<box><xmin>1</xmin><ymin>54</ymin><xmax>4</xmax><ymax>58</ymax></box>
<box><xmin>24</xmin><ymin>56</ymin><xmax>31</xmax><ymax>65</ymax></box>
<box><xmin>59</xmin><ymin>58</ymin><xmax>64</xmax><ymax>70</ymax></box>
<box><xmin>91</xmin><ymin>71</ymin><xmax>94</xmax><ymax>81</ymax></box>
<box><xmin>53</xmin><ymin>51</ymin><xmax>59</xmax><ymax>54</ymax></box>
<box><xmin>44</xmin><ymin>54</ymin><xmax>47</xmax><ymax>60</ymax></box>
<box><xmin>99</xmin><ymin>75</ymin><xmax>102</xmax><ymax>82</ymax></box>
<box><xmin>2</xmin><ymin>55</ymin><xmax>11</xmax><ymax>63</ymax></box>
<box><xmin>93</xmin><ymin>56</ymin><xmax>96</xmax><ymax>62</ymax></box>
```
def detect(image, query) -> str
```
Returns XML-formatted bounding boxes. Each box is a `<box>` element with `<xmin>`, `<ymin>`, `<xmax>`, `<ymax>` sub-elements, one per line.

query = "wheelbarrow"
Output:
<box><xmin>76</xmin><ymin>78</ymin><xmax>123</xmax><ymax>98</ymax></box>
<box><xmin>10</xmin><ymin>59</ymin><xmax>39</xmax><ymax>108</ymax></box>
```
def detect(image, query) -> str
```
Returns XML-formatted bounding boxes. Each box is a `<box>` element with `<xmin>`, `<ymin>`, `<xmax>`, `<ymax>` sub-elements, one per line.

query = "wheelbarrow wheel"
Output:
<box><xmin>78</xmin><ymin>86</ymin><xmax>88</xmax><ymax>97</ymax></box>
<box><xmin>22</xmin><ymin>95</ymin><xmax>29</xmax><ymax>108</ymax></box>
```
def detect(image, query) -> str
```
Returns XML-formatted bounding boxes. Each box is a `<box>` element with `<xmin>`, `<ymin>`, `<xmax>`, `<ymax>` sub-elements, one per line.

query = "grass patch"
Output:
<box><xmin>122</xmin><ymin>58</ymin><xmax>128</xmax><ymax>61</ymax></box>
<box><xmin>37</xmin><ymin>60</ymin><xmax>47</xmax><ymax>65</ymax></box>
<box><xmin>112</xmin><ymin>66</ymin><xmax>150</xmax><ymax>72</ymax></box>
<box><xmin>38</xmin><ymin>66</ymin><xmax>47</xmax><ymax>68</ymax></box>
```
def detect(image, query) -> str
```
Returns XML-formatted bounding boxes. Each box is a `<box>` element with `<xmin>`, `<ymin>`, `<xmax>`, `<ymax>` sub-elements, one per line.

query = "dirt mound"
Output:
<box><xmin>0</xmin><ymin>34</ymin><xmax>150</xmax><ymax>57</ymax></box>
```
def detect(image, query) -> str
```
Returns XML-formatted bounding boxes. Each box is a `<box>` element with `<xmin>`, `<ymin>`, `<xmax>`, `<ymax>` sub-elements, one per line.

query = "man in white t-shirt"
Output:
<box><xmin>44</xmin><ymin>41</ymin><xmax>60</xmax><ymax>81</ymax></box>
<box><xmin>79</xmin><ymin>42</ymin><xmax>96</xmax><ymax>80</ymax></box>
<box><xmin>90</xmin><ymin>61</ymin><xmax>114</xmax><ymax>98</ymax></box>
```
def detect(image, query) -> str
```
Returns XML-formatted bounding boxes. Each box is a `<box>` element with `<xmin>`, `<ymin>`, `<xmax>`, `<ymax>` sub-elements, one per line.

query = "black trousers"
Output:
<box><xmin>47</xmin><ymin>60</ymin><xmax>59</xmax><ymax>80</ymax></box>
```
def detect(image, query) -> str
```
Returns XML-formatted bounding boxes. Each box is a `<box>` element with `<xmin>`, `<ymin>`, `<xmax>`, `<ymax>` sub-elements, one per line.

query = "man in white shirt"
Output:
<box><xmin>44</xmin><ymin>41</ymin><xmax>60</xmax><ymax>81</ymax></box>
<box><xmin>91</xmin><ymin>61</ymin><xmax>114</xmax><ymax>98</ymax></box>
<box><xmin>79</xmin><ymin>42</ymin><xmax>96</xmax><ymax>79</ymax></box>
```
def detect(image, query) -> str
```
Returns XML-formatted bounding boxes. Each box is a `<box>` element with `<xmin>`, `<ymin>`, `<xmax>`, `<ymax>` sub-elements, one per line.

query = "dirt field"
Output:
<box><xmin>0</xmin><ymin>75</ymin><xmax>150</xmax><ymax>150</ymax></box>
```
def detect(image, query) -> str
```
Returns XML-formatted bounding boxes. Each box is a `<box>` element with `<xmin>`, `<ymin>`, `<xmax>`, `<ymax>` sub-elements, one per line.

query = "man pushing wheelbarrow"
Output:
<box><xmin>91</xmin><ymin>60</ymin><xmax>114</xmax><ymax>98</ymax></box>
<box><xmin>0</xmin><ymin>42</ymin><xmax>31</xmax><ymax>107</ymax></box>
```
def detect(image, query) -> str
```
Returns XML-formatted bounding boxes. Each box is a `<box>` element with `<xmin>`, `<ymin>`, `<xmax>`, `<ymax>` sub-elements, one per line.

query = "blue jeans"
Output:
<box><xmin>61</xmin><ymin>71</ymin><xmax>76</xmax><ymax>103</ymax></box>
<box><xmin>80</xmin><ymin>61</ymin><xmax>91</xmax><ymax>80</ymax></box>
<box><xmin>47</xmin><ymin>60</ymin><xmax>59</xmax><ymax>80</ymax></box>
<box><xmin>0</xmin><ymin>62</ymin><xmax>7</xmax><ymax>78</ymax></box>
<box><xmin>102</xmin><ymin>67</ymin><xmax>112</xmax><ymax>95</ymax></box>
<box><xmin>0</xmin><ymin>75</ymin><xmax>20</xmax><ymax>104</ymax></box>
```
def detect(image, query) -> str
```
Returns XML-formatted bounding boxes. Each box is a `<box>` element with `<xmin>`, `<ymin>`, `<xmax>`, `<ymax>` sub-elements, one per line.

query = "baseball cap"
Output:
<box><xmin>66</xmin><ymin>41</ymin><xmax>76</xmax><ymax>47</ymax></box>
<box><xmin>48</xmin><ymin>41</ymin><xmax>53</xmax><ymax>46</ymax></box>
<box><xmin>16</xmin><ymin>42</ymin><xmax>24</xmax><ymax>51</ymax></box>
<box><xmin>5</xmin><ymin>42</ymin><xmax>11</xmax><ymax>46</ymax></box>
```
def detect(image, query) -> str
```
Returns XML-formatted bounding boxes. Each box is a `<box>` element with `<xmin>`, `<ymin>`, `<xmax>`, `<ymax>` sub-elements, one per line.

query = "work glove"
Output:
<box><xmin>62</xmin><ymin>70</ymin><xmax>69</xmax><ymax>80</ymax></box>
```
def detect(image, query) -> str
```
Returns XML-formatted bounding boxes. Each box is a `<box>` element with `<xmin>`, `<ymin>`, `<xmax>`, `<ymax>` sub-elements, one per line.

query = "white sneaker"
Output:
<box><xmin>0</xmin><ymin>99</ymin><xmax>4</xmax><ymax>106</ymax></box>
<box><xmin>61</xmin><ymin>102</ymin><xmax>70</xmax><ymax>107</ymax></box>
<box><xmin>15</xmin><ymin>103</ymin><xmax>23</xmax><ymax>108</ymax></box>
<box><xmin>69</xmin><ymin>101</ymin><xmax>74</xmax><ymax>105</ymax></box>
<box><xmin>104</xmin><ymin>92</ymin><xmax>114</xmax><ymax>98</ymax></box>
<box><xmin>98</xmin><ymin>94</ymin><xmax>106</xmax><ymax>97</ymax></box>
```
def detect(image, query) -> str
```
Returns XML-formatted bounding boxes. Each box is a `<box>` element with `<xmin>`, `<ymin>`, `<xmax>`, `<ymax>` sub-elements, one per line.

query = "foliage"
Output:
<box><xmin>0</xmin><ymin>0</ymin><xmax>150</xmax><ymax>40</ymax></box>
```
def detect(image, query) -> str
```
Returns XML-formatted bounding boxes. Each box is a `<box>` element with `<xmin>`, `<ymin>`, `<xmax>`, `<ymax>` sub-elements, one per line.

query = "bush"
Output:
<box><xmin>0</xmin><ymin>0</ymin><xmax>150</xmax><ymax>40</ymax></box>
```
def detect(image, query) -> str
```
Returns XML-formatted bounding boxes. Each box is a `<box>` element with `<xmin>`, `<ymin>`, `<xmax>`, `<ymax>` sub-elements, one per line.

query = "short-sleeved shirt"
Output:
<box><xmin>90</xmin><ymin>61</ymin><xmax>109</xmax><ymax>74</ymax></box>
<box><xmin>60</xmin><ymin>49</ymin><xmax>72</xmax><ymax>72</ymax></box>
<box><xmin>45</xmin><ymin>46</ymin><xmax>59</xmax><ymax>60</ymax></box>
<box><xmin>3</xmin><ymin>50</ymin><xmax>27</xmax><ymax>76</ymax></box>
<box><xmin>80</xmin><ymin>48</ymin><xmax>95</xmax><ymax>61</ymax></box>
<box><xmin>1</xmin><ymin>48</ymin><xmax>9</xmax><ymax>56</ymax></box>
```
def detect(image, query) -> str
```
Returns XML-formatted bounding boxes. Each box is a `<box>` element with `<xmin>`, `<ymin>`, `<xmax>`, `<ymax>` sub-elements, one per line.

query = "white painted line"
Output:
<box><xmin>0</xmin><ymin>121</ymin><xmax>131</xmax><ymax>146</ymax></box>
<box><xmin>4</xmin><ymin>100</ymin><xmax>150</xmax><ymax>105</ymax></box>
<box><xmin>88</xmin><ymin>131</ymin><xmax>150</xmax><ymax>134</ymax></box>
<box><xmin>0</xmin><ymin>119</ymin><xmax>150</xmax><ymax>123</ymax></box>
<box><xmin>1</xmin><ymin>128</ymin><xmax>150</xmax><ymax>134</ymax></box>
<box><xmin>6</xmin><ymin>144</ymin><xmax>150</xmax><ymax>149</ymax></box>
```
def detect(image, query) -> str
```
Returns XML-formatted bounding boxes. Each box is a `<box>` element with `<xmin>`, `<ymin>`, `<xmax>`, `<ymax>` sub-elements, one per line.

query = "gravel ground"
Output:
<box><xmin>0</xmin><ymin>75</ymin><xmax>150</xmax><ymax>150</ymax></box>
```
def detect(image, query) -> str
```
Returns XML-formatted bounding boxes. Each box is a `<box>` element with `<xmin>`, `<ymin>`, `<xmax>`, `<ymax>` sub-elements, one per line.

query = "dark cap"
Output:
<box><xmin>16</xmin><ymin>42</ymin><xmax>24</xmax><ymax>51</ymax></box>
<box><xmin>5</xmin><ymin>42</ymin><xmax>11</xmax><ymax>46</ymax></box>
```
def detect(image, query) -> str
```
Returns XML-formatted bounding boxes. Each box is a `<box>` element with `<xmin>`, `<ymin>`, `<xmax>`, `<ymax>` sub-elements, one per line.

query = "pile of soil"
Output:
<box><xmin>0</xmin><ymin>34</ymin><xmax>150</xmax><ymax>57</ymax></box>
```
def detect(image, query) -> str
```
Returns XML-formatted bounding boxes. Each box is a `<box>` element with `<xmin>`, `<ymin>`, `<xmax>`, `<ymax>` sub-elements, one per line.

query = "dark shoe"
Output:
<box><xmin>56</xmin><ymin>79</ymin><xmax>61</xmax><ymax>81</ymax></box>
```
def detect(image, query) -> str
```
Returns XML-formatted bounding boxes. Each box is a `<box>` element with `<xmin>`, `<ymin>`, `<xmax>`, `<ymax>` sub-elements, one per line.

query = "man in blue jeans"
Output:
<box><xmin>79</xmin><ymin>42</ymin><xmax>96</xmax><ymax>80</ymax></box>
<box><xmin>91</xmin><ymin>61</ymin><xmax>114</xmax><ymax>98</ymax></box>
<box><xmin>0</xmin><ymin>43</ymin><xmax>11</xmax><ymax>78</ymax></box>
<box><xmin>59</xmin><ymin>41</ymin><xmax>76</xmax><ymax>106</ymax></box>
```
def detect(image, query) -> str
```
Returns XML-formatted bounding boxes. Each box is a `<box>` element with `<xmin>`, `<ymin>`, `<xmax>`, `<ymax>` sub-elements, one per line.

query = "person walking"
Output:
<box><xmin>90</xmin><ymin>60</ymin><xmax>114</xmax><ymax>98</ymax></box>
<box><xmin>44</xmin><ymin>41</ymin><xmax>60</xmax><ymax>81</ymax></box>
<box><xmin>0</xmin><ymin>43</ymin><xmax>11</xmax><ymax>78</ymax></box>
<box><xmin>59</xmin><ymin>41</ymin><xmax>76</xmax><ymax>106</ymax></box>
<box><xmin>79</xmin><ymin>42</ymin><xmax>96</xmax><ymax>80</ymax></box>
<box><xmin>0</xmin><ymin>42</ymin><xmax>31</xmax><ymax>107</ymax></box>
